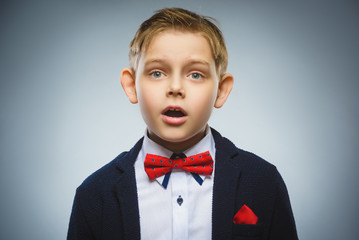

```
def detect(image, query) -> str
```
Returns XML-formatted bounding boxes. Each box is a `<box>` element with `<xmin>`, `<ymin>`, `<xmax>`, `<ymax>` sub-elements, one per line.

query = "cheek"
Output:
<box><xmin>190</xmin><ymin>86</ymin><xmax>217</xmax><ymax>118</ymax></box>
<box><xmin>137</xmin><ymin>82</ymin><xmax>164</xmax><ymax>121</ymax></box>
<box><xmin>139</xmin><ymin>93</ymin><xmax>156</xmax><ymax>116</ymax></box>
<box><xmin>137</xmin><ymin>82</ymin><xmax>156</xmax><ymax>118</ymax></box>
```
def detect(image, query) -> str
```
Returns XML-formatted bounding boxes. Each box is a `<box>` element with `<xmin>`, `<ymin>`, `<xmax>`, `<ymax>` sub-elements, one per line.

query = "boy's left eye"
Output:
<box><xmin>189</xmin><ymin>73</ymin><xmax>203</xmax><ymax>80</ymax></box>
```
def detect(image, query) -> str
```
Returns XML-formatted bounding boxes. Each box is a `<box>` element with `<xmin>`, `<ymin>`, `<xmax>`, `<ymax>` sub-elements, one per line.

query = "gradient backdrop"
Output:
<box><xmin>1</xmin><ymin>0</ymin><xmax>358</xmax><ymax>239</ymax></box>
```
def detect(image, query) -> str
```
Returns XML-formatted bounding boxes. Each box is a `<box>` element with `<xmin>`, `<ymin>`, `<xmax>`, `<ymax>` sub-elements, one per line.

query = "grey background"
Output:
<box><xmin>1</xmin><ymin>0</ymin><xmax>358</xmax><ymax>239</ymax></box>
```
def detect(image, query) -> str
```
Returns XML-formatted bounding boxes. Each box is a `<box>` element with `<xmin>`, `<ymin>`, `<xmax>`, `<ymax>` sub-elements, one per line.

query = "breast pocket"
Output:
<box><xmin>232</xmin><ymin>223</ymin><xmax>263</xmax><ymax>240</ymax></box>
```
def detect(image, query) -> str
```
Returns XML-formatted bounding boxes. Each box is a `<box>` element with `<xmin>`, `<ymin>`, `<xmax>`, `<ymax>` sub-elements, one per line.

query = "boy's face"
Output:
<box><xmin>121</xmin><ymin>30</ymin><xmax>233</xmax><ymax>152</ymax></box>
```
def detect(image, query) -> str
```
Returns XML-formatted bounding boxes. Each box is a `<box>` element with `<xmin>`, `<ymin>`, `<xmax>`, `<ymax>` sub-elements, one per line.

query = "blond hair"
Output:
<box><xmin>129</xmin><ymin>8</ymin><xmax>228</xmax><ymax>78</ymax></box>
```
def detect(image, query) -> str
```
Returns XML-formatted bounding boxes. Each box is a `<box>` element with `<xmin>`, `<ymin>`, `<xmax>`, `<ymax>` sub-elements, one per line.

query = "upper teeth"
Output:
<box><xmin>170</xmin><ymin>108</ymin><xmax>180</xmax><ymax>111</ymax></box>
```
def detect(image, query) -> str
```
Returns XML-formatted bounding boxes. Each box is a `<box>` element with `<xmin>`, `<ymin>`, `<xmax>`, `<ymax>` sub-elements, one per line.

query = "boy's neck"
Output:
<box><xmin>147</xmin><ymin>128</ymin><xmax>207</xmax><ymax>154</ymax></box>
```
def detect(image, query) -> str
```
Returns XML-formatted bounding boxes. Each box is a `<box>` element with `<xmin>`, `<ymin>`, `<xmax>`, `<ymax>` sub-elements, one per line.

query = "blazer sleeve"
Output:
<box><xmin>67</xmin><ymin>187</ymin><xmax>97</xmax><ymax>240</ymax></box>
<box><xmin>268</xmin><ymin>170</ymin><xmax>299</xmax><ymax>240</ymax></box>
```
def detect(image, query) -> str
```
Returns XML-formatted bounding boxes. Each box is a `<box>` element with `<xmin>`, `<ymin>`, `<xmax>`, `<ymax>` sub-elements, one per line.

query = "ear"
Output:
<box><xmin>214</xmin><ymin>73</ymin><xmax>234</xmax><ymax>108</ymax></box>
<box><xmin>120</xmin><ymin>68</ymin><xmax>138</xmax><ymax>104</ymax></box>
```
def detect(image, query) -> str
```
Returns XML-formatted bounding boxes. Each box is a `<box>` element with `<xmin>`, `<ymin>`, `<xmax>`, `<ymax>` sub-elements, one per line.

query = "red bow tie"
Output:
<box><xmin>144</xmin><ymin>151</ymin><xmax>214</xmax><ymax>188</ymax></box>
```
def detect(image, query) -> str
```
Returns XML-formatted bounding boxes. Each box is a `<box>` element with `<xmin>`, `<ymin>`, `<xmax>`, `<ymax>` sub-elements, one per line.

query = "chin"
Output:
<box><xmin>160</xmin><ymin>132</ymin><xmax>190</xmax><ymax>143</ymax></box>
<box><xmin>162</xmin><ymin>127</ymin><xmax>203</xmax><ymax>142</ymax></box>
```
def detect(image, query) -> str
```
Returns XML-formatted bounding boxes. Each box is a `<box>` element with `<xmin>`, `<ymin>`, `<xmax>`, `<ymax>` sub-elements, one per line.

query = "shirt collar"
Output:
<box><xmin>142</xmin><ymin>125</ymin><xmax>214</xmax><ymax>158</ymax></box>
<box><xmin>140</xmin><ymin>125</ymin><xmax>216</xmax><ymax>184</ymax></box>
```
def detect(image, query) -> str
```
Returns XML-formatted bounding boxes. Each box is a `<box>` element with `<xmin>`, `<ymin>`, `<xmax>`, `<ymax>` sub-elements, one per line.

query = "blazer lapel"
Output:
<box><xmin>115</xmin><ymin>138</ymin><xmax>143</xmax><ymax>240</ymax></box>
<box><xmin>211</xmin><ymin>129</ymin><xmax>242</xmax><ymax>240</ymax></box>
<box><xmin>111</xmin><ymin>130</ymin><xmax>242</xmax><ymax>240</ymax></box>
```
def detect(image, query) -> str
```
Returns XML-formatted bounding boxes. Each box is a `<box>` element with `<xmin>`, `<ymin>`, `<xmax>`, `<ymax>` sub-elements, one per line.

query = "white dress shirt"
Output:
<box><xmin>134</xmin><ymin>126</ymin><xmax>216</xmax><ymax>240</ymax></box>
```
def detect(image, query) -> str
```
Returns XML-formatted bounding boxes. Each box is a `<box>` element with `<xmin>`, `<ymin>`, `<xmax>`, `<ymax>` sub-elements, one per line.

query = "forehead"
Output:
<box><xmin>143</xmin><ymin>30</ymin><xmax>215</xmax><ymax>64</ymax></box>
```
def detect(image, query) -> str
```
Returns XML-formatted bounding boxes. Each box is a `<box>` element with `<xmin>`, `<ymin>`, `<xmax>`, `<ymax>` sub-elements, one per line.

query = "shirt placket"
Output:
<box><xmin>171</xmin><ymin>168</ymin><xmax>188</xmax><ymax>240</ymax></box>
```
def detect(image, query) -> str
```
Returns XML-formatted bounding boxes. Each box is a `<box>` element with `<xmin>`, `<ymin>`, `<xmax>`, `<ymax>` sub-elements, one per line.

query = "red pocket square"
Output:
<box><xmin>233</xmin><ymin>204</ymin><xmax>258</xmax><ymax>224</ymax></box>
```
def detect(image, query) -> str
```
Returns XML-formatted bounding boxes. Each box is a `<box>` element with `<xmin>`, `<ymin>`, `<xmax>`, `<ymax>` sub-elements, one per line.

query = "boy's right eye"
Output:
<box><xmin>151</xmin><ymin>71</ymin><xmax>164</xmax><ymax>78</ymax></box>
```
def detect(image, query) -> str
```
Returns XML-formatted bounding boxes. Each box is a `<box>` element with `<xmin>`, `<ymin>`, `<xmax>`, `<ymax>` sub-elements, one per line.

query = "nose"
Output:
<box><xmin>166</xmin><ymin>75</ymin><xmax>185</xmax><ymax>98</ymax></box>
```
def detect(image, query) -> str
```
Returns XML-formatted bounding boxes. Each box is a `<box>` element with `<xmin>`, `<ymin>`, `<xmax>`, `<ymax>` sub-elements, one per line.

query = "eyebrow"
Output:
<box><xmin>144</xmin><ymin>58</ymin><xmax>211</xmax><ymax>67</ymax></box>
<box><xmin>186</xmin><ymin>59</ymin><xmax>211</xmax><ymax>67</ymax></box>
<box><xmin>144</xmin><ymin>59</ymin><xmax>167</xmax><ymax>66</ymax></box>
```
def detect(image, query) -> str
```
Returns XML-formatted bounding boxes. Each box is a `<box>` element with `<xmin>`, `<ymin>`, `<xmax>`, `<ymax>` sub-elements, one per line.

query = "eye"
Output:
<box><xmin>189</xmin><ymin>73</ymin><xmax>203</xmax><ymax>80</ymax></box>
<box><xmin>151</xmin><ymin>71</ymin><xmax>164</xmax><ymax>78</ymax></box>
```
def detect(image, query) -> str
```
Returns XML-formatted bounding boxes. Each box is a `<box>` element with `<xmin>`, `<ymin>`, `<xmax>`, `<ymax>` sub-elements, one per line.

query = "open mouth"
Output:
<box><xmin>162</xmin><ymin>106</ymin><xmax>187</xmax><ymax>117</ymax></box>
<box><xmin>161</xmin><ymin>106</ymin><xmax>188</xmax><ymax>125</ymax></box>
<box><xmin>163</xmin><ymin>109</ymin><xmax>186</xmax><ymax>118</ymax></box>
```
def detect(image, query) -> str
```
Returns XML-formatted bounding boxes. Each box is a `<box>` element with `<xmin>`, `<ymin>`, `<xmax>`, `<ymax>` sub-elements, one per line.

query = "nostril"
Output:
<box><xmin>167</xmin><ymin>89</ymin><xmax>184</xmax><ymax>97</ymax></box>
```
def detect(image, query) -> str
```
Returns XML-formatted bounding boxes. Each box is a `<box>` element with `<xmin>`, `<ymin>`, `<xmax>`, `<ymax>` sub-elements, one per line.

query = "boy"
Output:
<box><xmin>68</xmin><ymin>8</ymin><xmax>298</xmax><ymax>240</ymax></box>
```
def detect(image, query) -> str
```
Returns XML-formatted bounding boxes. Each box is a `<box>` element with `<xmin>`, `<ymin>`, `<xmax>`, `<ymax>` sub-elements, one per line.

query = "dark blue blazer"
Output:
<box><xmin>68</xmin><ymin>128</ymin><xmax>298</xmax><ymax>240</ymax></box>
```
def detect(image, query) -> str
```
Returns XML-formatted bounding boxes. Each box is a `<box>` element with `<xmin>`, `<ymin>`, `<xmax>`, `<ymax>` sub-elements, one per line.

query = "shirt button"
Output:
<box><xmin>177</xmin><ymin>195</ymin><xmax>183</xmax><ymax>206</ymax></box>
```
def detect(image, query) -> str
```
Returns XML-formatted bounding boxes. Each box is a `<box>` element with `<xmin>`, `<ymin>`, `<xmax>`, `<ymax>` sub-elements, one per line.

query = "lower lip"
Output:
<box><xmin>161</xmin><ymin>115</ymin><xmax>188</xmax><ymax>125</ymax></box>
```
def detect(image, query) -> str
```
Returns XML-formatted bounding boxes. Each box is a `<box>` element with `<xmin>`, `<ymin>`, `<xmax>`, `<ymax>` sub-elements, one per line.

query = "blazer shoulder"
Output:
<box><xmin>77</xmin><ymin>137</ymin><xmax>144</xmax><ymax>193</ymax></box>
<box><xmin>212</xmin><ymin>128</ymin><xmax>278</xmax><ymax>177</ymax></box>
<box><xmin>236</xmin><ymin>147</ymin><xmax>275</xmax><ymax>169</ymax></box>
<box><xmin>235</xmin><ymin>147</ymin><xmax>282</xmax><ymax>179</ymax></box>
<box><xmin>77</xmin><ymin>151</ymin><xmax>129</xmax><ymax>193</ymax></box>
